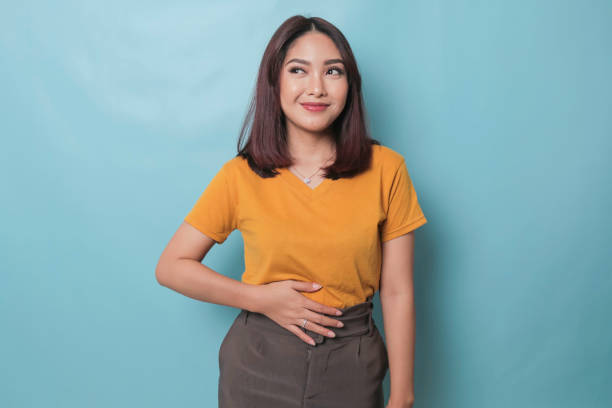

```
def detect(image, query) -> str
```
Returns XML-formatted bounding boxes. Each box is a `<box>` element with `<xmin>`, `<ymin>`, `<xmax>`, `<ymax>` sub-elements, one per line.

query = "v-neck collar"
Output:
<box><xmin>278</xmin><ymin>167</ymin><xmax>334</xmax><ymax>199</ymax></box>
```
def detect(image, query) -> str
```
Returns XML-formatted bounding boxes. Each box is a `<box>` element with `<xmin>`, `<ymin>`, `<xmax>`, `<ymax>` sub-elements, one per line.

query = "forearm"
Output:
<box><xmin>381</xmin><ymin>293</ymin><xmax>416</xmax><ymax>406</ymax></box>
<box><xmin>156</xmin><ymin>258</ymin><xmax>259</xmax><ymax>312</ymax></box>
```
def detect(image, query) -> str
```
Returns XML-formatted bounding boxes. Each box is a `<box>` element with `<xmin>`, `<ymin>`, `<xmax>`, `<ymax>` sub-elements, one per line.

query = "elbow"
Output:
<box><xmin>155</xmin><ymin>265</ymin><xmax>166</xmax><ymax>287</ymax></box>
<box><xmin>380</xmin><ymin>289</ymin><xmax>413</xmax><ymax>300</ymax></box>
<box><xmin>155</xmin><ymin>259</ymin><xmax>171</xmax><ymax>287</ymax></box>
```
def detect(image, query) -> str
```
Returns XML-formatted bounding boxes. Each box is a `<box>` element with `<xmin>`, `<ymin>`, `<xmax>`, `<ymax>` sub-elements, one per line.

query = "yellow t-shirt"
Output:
<box><xmin>184</xmin><ymin>144</ymin><xmax>428</xmax><ymax>308</ymax></box>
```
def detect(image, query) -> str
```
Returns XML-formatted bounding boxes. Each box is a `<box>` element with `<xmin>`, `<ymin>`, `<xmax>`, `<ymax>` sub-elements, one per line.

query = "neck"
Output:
<box><xmin>285</xmin><ymin>123</ymin><xmax>336</xmax><ymax>165</ymax></box>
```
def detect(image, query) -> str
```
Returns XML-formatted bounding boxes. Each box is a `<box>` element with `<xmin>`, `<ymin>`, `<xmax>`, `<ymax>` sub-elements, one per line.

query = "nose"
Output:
<box><xmin>307</xmin><ymin>72</ymin><xmax>326</xmax><ymax>96</ymax></box>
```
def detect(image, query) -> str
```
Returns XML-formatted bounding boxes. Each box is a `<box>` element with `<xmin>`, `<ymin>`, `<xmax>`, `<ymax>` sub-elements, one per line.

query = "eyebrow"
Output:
<box><xmin>285</xmin><ymin>58</ymin><xmax>345</xmax><ymax>66</ymax></box>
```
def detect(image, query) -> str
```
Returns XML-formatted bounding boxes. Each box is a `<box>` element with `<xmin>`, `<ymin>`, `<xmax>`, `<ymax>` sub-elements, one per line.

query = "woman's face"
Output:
<box><xmin>279</xmin><ymin>31</ymin><xmax>349</xmax><ymax>136</ymax></box>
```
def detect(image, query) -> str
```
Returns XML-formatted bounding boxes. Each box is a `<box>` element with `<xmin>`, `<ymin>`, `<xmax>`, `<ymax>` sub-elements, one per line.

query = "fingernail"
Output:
<box><xmin>309</xmin><ymin>339</ymin><xmax>315</xmax><ymax>345</ymax></box>
<box><xmin>312</xmin><ymin>283</ymin><xmax>322</xmax><ymax>289</ymax></box>
<box><xmin>337</xmin><ymin>322</ymin><xmax>344</xmax><ymax>328</ymax></box>
<box><xmin>335</xmin><ymin>310</ymin><xmax>342</xmax><ymax>316</ymax></box>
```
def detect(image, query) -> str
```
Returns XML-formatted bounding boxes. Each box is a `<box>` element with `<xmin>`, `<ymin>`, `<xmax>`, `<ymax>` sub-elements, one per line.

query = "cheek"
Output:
<box><xmin>331</xmin><ymin>86</ymin><xmax>349</xmax><ymax>109</ymax></box>
<box><xmin>279</xmin><ymin>86</ymin><xmax>294</xmax><ymax>110</ymax></box>
<box><xmin>330</xmin><ymin>79</ymin><xmax>348</xmax><ymax>95</ymax></box>
<box><xmin>280</xmin><ymin>82</ymin><xmax>300</xmax><ymax>103</ymax></box>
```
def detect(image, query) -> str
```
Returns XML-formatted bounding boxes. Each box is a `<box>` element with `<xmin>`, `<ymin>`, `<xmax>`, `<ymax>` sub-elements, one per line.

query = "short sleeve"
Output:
<box><xmin>380</xmin><ymin>159</ymin><xmax>428</xmax><ymax>242</ymax></box>
<box><xmin>184</xmin><ymin>162</ymin><xmax>238</xmax><ymax>244</ymax></box>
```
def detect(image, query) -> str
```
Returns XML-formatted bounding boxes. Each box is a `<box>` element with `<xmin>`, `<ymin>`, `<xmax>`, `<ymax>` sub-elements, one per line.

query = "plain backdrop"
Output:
<box><xmin>1</xmin><ymin>1</ymin><xmax>610</xmax><ymax>407</ymax></box>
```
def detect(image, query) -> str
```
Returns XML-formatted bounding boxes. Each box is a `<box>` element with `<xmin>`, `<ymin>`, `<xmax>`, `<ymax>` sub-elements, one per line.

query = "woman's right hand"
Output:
<box><xmin>251</xmin><ymin>280</ymin><xmax>345</xmax><ymax>345</ymax></box>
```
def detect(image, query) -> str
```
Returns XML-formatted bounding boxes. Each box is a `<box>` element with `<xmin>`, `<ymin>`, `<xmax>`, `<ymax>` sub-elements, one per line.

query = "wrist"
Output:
<box><xmin>241</xmin><ymin>283</ymin><xmax>261</xmax><ymax>313</ymax></box>
<box><xmin>388</xmin><ymin>394</ymin><xmax>414</xmax><ymax>408</ymax></box>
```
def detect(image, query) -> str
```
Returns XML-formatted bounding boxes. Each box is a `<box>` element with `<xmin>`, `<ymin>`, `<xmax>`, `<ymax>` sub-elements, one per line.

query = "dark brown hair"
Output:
<box><xmin>236</xmin><ymin>15</ymin><xmax>381</xmax><ymax>179</ymax></box>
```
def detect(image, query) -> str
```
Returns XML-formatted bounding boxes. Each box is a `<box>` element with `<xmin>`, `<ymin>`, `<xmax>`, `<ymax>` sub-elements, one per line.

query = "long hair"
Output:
<box><xmin>236</xmin><ymin>15</ymin><xmax>381</xmax><ymax>179</ymax></box>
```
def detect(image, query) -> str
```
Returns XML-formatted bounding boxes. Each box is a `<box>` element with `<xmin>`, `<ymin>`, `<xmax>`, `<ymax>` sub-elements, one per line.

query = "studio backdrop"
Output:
<box><xmin>1</xmin><ymin>1</ymin><xmax>610</xmax><ymax>407</ymax></box>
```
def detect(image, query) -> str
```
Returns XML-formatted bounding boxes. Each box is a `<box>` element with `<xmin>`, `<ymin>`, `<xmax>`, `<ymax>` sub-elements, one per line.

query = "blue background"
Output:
<box><xmin>2</xmin><ymin>1</ymin><xmax>610</xmax><ymax>407</ymax></box>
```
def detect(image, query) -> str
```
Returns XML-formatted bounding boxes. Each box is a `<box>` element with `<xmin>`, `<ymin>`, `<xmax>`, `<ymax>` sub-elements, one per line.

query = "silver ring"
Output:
<box><xmin>301</xmin><ymin>318</ymin><xmax>308</xmax><ymax>328</ymax></box>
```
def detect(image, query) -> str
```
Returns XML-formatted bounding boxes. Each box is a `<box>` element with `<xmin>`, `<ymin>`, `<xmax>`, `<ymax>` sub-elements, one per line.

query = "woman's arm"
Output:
<box><xmin>155</xmin><ymin>222</ymin><xmax>259</xmax><ymax>311</ymax></box>
<box><xmin>380</xmin><ymin>231</ymin><xmax>417</xmax><ymax>408</ymax></box>
<box><xmin>156</xmin><ymin>222</ymin><xmax>345</xmax><ymax>345</ymax></box>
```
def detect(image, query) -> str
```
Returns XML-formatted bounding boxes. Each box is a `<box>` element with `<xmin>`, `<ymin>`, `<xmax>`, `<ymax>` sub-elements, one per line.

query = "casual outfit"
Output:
<box><xmin>184</xmin><ymin>143</ymin><xmax>428</xmax><ymax>407</ymax></box>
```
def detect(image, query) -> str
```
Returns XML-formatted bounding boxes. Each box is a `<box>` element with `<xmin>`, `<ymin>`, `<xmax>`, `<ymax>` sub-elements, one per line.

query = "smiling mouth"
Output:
<box><xmin>301</xmin><ymin>103</ymin><xmax>329</xmax><ymax>112</ymax></box>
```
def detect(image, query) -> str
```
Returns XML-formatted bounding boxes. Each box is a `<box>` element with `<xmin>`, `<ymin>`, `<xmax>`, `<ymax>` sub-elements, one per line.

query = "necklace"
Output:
<box><xmin>290</xmin><ymin>149</ymin><xmax>336</xmax><ymax>184</ymax></box>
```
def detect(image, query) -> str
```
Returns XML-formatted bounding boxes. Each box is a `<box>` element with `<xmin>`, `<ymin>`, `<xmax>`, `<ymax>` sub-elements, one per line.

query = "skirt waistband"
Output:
<box><xmin>238</xmin><ymin>295</ymin><xmax>374</xmax><ymax>344</ymax></box>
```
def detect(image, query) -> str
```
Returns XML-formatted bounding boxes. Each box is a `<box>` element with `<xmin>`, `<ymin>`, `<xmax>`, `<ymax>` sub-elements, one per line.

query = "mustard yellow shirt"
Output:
<box><xmin>184</xmin><ymin>144</ymin><xmax>427</xmax><ymax>308</ymax></box>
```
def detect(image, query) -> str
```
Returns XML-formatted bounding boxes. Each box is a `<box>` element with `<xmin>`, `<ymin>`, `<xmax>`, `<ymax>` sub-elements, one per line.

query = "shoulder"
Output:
<box><xmin>371</xmin><ymin>143</ymin><xmax>406</xmax><ymax>171</ymax></box>
<box><xmin>218</xmin><ymin>155</ymin><xmax>249</xmax><ymax>177</ymax></box>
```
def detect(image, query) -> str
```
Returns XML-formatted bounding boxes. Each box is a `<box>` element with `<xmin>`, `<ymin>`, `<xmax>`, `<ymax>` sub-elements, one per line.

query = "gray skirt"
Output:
<box><xmin>218</xmin><ymin>296</ymin><xmax>389</xmax><ymax>408</ymax></box>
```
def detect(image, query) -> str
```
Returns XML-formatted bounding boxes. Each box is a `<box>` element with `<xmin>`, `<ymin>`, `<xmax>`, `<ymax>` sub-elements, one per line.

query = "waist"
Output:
<box><xmin>239</xmin><ymin>295</ymin><xmax>374</xmax><ymax>342</ymax></box>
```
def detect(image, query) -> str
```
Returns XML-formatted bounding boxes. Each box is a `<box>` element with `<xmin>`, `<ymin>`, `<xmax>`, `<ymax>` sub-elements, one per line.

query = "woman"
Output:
<box><xmin>156</xmin><ymin>15</ymin><xmax>427</xmax><ymax>408</ymax></box>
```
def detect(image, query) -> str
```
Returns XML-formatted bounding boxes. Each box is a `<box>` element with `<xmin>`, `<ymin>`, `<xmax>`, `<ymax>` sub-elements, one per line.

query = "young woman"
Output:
<box><xmin>156</xmin><ymin>15</ymin><xmax>427</xmax><ymax>408</ymax></box>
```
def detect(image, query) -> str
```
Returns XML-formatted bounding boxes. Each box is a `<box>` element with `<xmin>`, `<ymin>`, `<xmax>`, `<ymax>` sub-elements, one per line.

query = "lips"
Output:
<box><xmin>301</xmin><ymin>102</ymin><xmax>329</xmax><ymax>112</ymax></box>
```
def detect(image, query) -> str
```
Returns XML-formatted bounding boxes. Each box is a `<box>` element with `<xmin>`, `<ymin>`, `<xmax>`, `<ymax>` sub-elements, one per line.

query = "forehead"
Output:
<box><xmin>284</xmin><ymin>32</ymin><xmax>342</xmax><ymax>62</ymax></box>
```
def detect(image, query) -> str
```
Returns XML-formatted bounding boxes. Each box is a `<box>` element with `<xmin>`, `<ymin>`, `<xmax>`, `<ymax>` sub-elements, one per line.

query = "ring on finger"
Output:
<box><xmin>301</xmin><ymin>318</ymin><xmax>308</xmax><ymax>329</ymax></box>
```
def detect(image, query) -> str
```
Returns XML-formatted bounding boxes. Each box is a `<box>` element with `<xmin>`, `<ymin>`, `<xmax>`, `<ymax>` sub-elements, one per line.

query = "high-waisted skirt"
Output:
<box><xmin>218</xmin><ymin>295</ymin><xmax>389</xmax><ymax>408</ymax></box>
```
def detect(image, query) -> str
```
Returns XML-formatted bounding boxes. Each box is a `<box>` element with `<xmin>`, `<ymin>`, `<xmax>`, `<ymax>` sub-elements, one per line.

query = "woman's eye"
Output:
<box><xmin>288</xmin><ymin>66</ymin><xmax>344</xmax><ymax>75</ymax></box>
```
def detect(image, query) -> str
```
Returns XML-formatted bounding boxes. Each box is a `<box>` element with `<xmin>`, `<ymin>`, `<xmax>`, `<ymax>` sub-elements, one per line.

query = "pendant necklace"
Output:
<box><xmin>290</xmin><ymin>149</ymin><xmax>336</xmax><ymax>184</ymax></box>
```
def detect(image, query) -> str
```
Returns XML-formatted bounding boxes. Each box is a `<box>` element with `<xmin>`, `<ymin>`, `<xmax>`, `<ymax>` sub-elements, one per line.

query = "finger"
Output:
<box><xmin>303</xmin><ymin>308</ymin><xmax>345</xmax><ymax>330</ymax></box>
<box><xmin>300</xmin><ymin>317</ymin><xmax>337</xmax><ymax>338</ymax></box>
<box><xmin>286</xmin><ymin>324</ymin><xmax>316</xmax><ymax>346</ymax></box>
<box><xmin>303</xmin><ymin>298</ymin><xmax>343</xmax><ymax>317</ymax></box>
<box><xmin>291</xmin><ymin>280</ymin><xmax>322</xmax><ymax>292</ymax></box>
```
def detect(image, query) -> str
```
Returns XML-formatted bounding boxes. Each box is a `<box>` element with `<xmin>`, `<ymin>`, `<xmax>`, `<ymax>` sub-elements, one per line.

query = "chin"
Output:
<box><xmin>303</xmin><ymin>117</ymin><xmax>337</xmax><ymax>128</ymax></box>
<box><xmin>286</xmin><ymin>111</ymin><xmax>338</xmax><ymax>132</ymax></box>
<box><xmin>300</xmin><ymin>123</ymin><xmax>334</xmax><ymax>133</ymax></box>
